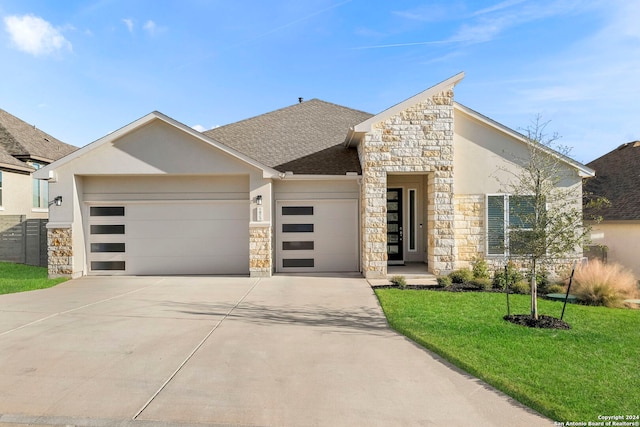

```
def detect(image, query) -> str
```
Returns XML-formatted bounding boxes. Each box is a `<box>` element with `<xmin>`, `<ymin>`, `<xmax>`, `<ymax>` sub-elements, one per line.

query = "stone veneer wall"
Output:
<box><xmin>249</xmin><ymin>225</ymin><xmax>272</xmax><ymax>277</ymax></box>
<box><xmin>454</xmin><ymin>194</ymin><xmax>484</xmax><ymax>268</ymax></box>
<box><xmin>48</xmin><ymin>227</ymin><xmax>73</xmax><ymax>277</ymax></box>
<box><xmin>454</xmin><ymin>194</ymin><xmax>581</xmax><ymax>279</ymax></box>
<box><xmin>359</xmin><ymin>89</ymin><xmax>456</xmax><ymax>277</ymax></box>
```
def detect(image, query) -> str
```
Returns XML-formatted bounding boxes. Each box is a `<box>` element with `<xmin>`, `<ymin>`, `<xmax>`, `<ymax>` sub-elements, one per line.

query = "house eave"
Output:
<box><xmin>0</xmin><ymin>162</ymin><xmax>34</xmax><ymax>173</ymax></box>
<box><xmin>13</xmin><ymin>154</ymin><xmax>54</xmax><ymax>164</ymax></box>
<box><xmin>277</xmin><ymin>173</ymin><xmax>360</xmax><ymax>181</ymax></box>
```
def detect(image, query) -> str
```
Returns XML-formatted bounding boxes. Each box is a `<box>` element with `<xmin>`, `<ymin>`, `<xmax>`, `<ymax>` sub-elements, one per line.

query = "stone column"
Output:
<box><xmin>358</xmin><ymin>89</ymin><xmax>457</xmax><ymax>277</ymax></box>
<box><xmin>47</xmin><ymin>227</ymin><xmax>72</xmax><ymax>278</ymax></box>
<box><xmin>249</xmin><ymin>224</ymin><xmax>272</xmax><ymax>277</ymax></box>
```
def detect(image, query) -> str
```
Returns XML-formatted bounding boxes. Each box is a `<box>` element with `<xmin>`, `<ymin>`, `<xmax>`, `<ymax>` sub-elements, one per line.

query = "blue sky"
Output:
<box><xmin>1</xmin><ymin>0</ymin><xmax>638</xmax><ymax>164</ymax></box>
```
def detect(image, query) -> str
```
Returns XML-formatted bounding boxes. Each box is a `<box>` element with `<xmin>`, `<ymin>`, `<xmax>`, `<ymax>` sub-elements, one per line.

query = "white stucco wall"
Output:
<box><xmin>273</xmin><ymin>178</ymin><xmax>359</xmax><ymax>200</ymax></box>
<box><xmin>0</xmin><ymin>170</ymin><xmax>48</xmax><ymax>219</ymax></box>
<box><xmin>453</xmin><ymin>108</ymin><xmax>581</xmax><ymax>196</ymax></box>
<box><xmin>590</xmin><ymin>222</ymin><xmax>640</xmax><ymax>279</ymax></box>
<box><xmin>42</xmin><ymin>117</ymin><xmax>275</xmax><ymax>277</ymax></box>
<box><xmin>47</xmin><ymin>120</ymin><xmax>266</xmax><ymax>226</ymax></box>
<box><xmin>452</xmin><ymin>107</ymin><xmax>585</xmax><ymax>268</ymax></box>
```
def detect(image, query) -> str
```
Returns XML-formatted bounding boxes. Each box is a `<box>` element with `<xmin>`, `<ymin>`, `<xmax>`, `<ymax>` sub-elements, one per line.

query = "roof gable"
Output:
<box><xmin>34</xmin><ymin>112</ymin><xmax>280</xmax><ymax>180</ymax></box>
<box><xmin>454</xmin><ymin>103</ymin><xmax>595</xmax><ymax>178</ymax></box>
<box><xmin>205</xmin><ymin>99</ymin><xmax>371</xmax><ymax>175</ymax></box>
<box><xmin>0</xmin><ymin>108</ymin><xmax>77</xmax><ymax>163</ymax></box>
<box><xmin>585</xmin><ymin>141</ymin><xmax>640</xmax><ymax>220</ymax></box>
<box><xmin>346</xmin><ymin>72</ymin><xmax>465</xmax><ymax>145</ymax></box>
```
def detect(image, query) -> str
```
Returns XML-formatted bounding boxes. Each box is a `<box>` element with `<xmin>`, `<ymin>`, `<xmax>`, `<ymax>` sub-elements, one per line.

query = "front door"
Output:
<box><xmin>387</xmin><ymin>188</ymin><xmax>403</xmax><ymax>264</ymax></box>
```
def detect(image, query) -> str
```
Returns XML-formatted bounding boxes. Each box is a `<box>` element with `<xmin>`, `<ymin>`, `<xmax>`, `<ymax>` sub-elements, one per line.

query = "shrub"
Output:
<box><xmin>545</xmin><ymin>283</ymin><xmax>566</xmax><ymax>294</ymax></box>
<box><xmin>436</xmin><ymin>275</ymin><xmax>452</xmax><ymax>287</ymax></box>
<box><xmin>492</xmin><ymin>261</ymin><xmax>524</xmax><ymax>289</ymax></box>
<box><xmin>390</xmin><ymin>275</ymin><xmax>407</xmax><ymax>289</ymax></box>
<box><xmin>471</xmin><ymin>258</ymin><xmax>490</xmax><ymax>279</ymax></box>
<box><xmin>449</xmin><ymin>268</ymin><xmax>473</xmax><ymax>284</ymax></box>
<box><xmin>510</xmin><ymin>280</ymin><xmax>531</xmax><ymax>294</ymax></box>
<box><xmin>571</xmin><ymin>260</ymin><xmax>639</xmax><ymax>307</ymax></box>
<box><xmin>469</xmin><ymin>277</ymin><xmax>493</xmax><ymax>290</ymax></box>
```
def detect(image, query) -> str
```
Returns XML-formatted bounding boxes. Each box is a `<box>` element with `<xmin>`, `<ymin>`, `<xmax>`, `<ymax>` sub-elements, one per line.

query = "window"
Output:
<box><xmin>282</xmin><ymin>241</ymin><xmax>314</xmax><ymax>250</ymax></box>
<box><xmin>91</xmin><ymin>243</ymin><xmax>125</xmax><ymax>253</ymax></box>
<box><xmin>282</xmin><ymin>224</ymin><xmax>314</xmax><ymax>233</ymax></box>
<box><xmin>0</xmin><ymin>170</ymin><xmax>3</xmax><ymax>206</ymax></box>
<box><xmin>282</xmin><ymin>206</ymin><xmax>313</xmax><ymax>215</ymax></box>
<box><xmin>30</xmin><ymin>162</ymin><xmax>48</xmax><ymax>208</ymax></box>
<box><xmin>90</xmin><ymin>206</ymin><xmax>125</xmax><ymax>216</ymax></box>
<box><xmin>90</xmin><ymin>224</ymin><xmax>125</xmax><ymax>234</ymax></box>
<box><xmin>282</xmin><ymin>258</ymin><xmax>314</xmax><ymax>268</ymax></box>
<box><xmin>408</xmin><ymin>189</ymin><xmax>417</xmax><ymax>251</ymax></box>
<box><xmin>91</xmin><ymin>261</ymin><xmax>125</xmax><ymax>271</ymax></box>
<box><xmin>487</xmin><ymin>195</ymin><xmax>538</xmax><ymax>256</ymax></box>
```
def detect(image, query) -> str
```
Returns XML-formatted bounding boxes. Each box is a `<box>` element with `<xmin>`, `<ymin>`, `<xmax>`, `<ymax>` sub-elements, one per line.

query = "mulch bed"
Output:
<box><xmin>504</xmin><ymin>314</ymin><xmax>571</xmax><ymax>330</ymax></box>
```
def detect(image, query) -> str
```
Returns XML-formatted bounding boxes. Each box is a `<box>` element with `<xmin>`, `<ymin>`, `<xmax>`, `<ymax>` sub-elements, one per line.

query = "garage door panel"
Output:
<box><xmin>127</xmin><ymin>234</ymin><xmax>248</xmax><ymax>257</ymax></box>
<box><xmin>128</xmin><ymin>203</ymin><xmax>248</xmax><ymax>221</ymax></box>
<box><xmin>127</xmin><ymin>220</ymin><xmax>247</xmax><ymax>240</ymax></box>
<box><xmin>126</xmin><ymin>255</ymin><xmax>247</xmax><ymax>275</ymax></box>
<box><xmin>87</xmin><ymin>200</ymin><xmax>249</xmax><ymax>275</ymax></box>
<box><xmin>277</xmin><ymin>200</ymin><xmax>358</xmax><ymax>273</ymax></box>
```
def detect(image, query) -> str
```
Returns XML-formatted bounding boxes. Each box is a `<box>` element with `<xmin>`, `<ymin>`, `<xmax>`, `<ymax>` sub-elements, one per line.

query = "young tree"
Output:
<box><xmin>497</xmin><ymin>116</ymin><xmax>598</xmax><ymax>320</ymax></box>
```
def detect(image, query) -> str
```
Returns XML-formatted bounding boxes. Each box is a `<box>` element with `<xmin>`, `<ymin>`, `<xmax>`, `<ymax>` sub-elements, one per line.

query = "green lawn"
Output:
<box><xmin>375</xmin><ymin>289</ymin><xmax>640</xmax><ymax>423</ymax></box>
<box><xmin>0</xmin><ymin>262</ymin><xmax>68</xmax><ymax>294</ymax></box>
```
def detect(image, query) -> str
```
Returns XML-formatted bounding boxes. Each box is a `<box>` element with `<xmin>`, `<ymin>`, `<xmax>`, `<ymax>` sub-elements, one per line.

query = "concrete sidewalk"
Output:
<box><xmin>0</xmin><ymin>275</ymin><xmax>554</xmax><ymax>426</ymax></box>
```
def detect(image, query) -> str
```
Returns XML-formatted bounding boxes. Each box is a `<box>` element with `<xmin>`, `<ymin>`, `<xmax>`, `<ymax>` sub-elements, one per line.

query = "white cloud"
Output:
<box><xmin>470</xmin><ymin>0</ymin><xmax>527</xmax><ymax>17</ymax></box>
<box><xmin>192</xmin><ymin>124</ymin><xmax>219</xmax><ymax>132</ymax></box>
<box><xmin>143</xmin><ymin>20</ymin><xmax>157</xmax><ymax>35</ymax></box>
<box><xmin>3</xmin><ymin>14</ymin><xmax>72</xmax><ymax>56</ymax></box>
<box><xmin>122</xmin><ymin>18</ymin><xmax>134</xmax><ymax>33</ymax></box>
<box><xmin>450</xmin><ymin>0</ymin><xmax>579</xmax><ymax>44</ymax></box>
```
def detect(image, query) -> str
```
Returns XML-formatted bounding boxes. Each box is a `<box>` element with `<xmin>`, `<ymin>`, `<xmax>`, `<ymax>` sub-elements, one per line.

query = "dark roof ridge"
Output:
<box><xmin>205</xmin><ymin>98</ymin><xmax>371</xmax><ymax>135</ymax></box>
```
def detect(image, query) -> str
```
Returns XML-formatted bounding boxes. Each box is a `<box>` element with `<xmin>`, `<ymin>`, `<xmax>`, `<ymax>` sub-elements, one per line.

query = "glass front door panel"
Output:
<box><xmin>387</xmin><ymin>188</ymin><xmax>403</xmax><ymax>262</ymax></box>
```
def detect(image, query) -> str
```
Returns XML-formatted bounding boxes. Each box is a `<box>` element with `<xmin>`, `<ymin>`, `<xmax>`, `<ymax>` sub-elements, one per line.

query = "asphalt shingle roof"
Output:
<box><xmin>0</xmin><ymin>108</ymin><xmax>77</xmax><ymax>170</ymax></box>
<box><xmin>585</xmin><ymin>141</ymin><xmax>640</xmax><ymax>220</ymax></box>
<box><xmin>205</xmin><ymin>99</ymin><xmax>372</xmax><ymax>175</ymax></box>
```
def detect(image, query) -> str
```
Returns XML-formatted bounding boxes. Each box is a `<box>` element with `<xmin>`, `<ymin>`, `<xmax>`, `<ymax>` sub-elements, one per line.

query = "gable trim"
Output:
<box><xmin>34</xmin><ymin>111</ymin><xmax>280</xmax><ymax>180</ymax></box>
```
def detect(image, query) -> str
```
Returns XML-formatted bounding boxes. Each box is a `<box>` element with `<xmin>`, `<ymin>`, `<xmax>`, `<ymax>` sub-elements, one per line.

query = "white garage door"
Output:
<box><xmin>87</xmin><ymin>201</ymin><xmax>249</xmax><ymax>275</ymax></box>
<box><xmin>276</xmin><ymin>200</ymin><xmax>358</xmax><ymax>273</ymax></box>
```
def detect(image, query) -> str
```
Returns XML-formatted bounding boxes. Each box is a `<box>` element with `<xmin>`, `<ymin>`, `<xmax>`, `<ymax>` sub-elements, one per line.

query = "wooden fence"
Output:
<box><xmin>0</xmin><ymin>215</ymin><xmax>48</xmax><ymax>267</ymax></box>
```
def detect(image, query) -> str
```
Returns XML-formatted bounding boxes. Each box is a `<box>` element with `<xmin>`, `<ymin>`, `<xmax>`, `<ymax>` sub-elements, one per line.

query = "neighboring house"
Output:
<box><xmin>584</xmin><ymin>141</ymin><xmax>640</xmax><ymax>279</ymax></box>
<box><xmin>0</xmin><ymin>108</ymin><xmax>77</xmax><ymax>266</ymax></box>
<box><xmin>0</xmin><ymin>108</ymin><xmax>77</xmax><ymax>218</ymax></box>
<box><xmin>34</xmin><ymin>73</ymin><xmax>594</xmax><ymax>278</ymax></box>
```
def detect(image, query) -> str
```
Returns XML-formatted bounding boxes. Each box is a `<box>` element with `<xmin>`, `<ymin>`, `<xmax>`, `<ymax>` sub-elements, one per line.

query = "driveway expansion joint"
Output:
<box><xmin>132</xmin><ymin>278</ymin><xmax>262</xmax><ymax>420</ymax></box>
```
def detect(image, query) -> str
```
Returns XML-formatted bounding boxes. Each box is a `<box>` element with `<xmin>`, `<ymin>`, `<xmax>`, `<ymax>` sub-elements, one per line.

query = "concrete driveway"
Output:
<box><xmin>0</xmin><ymin>275</ymin><xmax>553</xmax><ymax>427</ymax></box>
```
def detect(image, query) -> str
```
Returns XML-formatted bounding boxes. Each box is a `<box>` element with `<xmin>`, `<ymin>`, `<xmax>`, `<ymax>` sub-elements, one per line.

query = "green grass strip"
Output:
<box><xmin>0</xmin><ymin>262</ymin><xmax>68</xmax><ymax>295</ymax></box>
<box><xmin>375</xmin><ymin>289</ymin><xmax>640</xmax><ymax>423</ymax></box>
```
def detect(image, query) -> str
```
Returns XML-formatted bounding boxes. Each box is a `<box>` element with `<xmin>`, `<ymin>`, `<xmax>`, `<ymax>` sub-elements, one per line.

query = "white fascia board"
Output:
<box><xmin>454</xmin><ymin>103</ymin><xmax>595</xmax><ymax>178</ymax></box>
<box><xmin>353</xmin><ymin>72</ymin><xmax>465</xmax><ymax>134</ymax></box>
<box><xmin>277</xmin><ymin>174</ymin><xmax>360</xmax><ymax>181</ymax></box>
<box><xmin>33</xmin><ymin>111</ymin><xmax>281</xmax><ymax>180</ymax></box>
<box><xmin>1</xmin><ymin>162</ymin><xmax>33</xmax><ymax>173</ymax></box>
